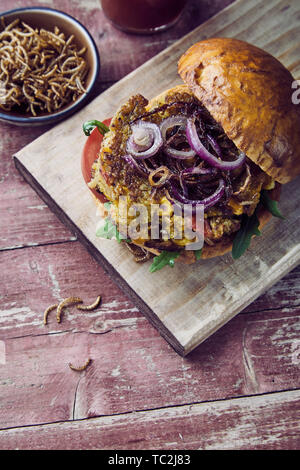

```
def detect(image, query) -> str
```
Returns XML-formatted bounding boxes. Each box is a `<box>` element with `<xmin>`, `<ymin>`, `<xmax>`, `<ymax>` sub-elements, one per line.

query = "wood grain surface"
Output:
<box><xmin>14</xmin><ymin>0</ymin><xmax>300</xmax><ymax>356</ymax></box>
<box><xmin>0</xmin><ymin>390</ymin><xmax>299</xmax><ymax>450</ymax></box>
<box><xmin>0</xmin><ymin>0</ymin><xmax>299</xmax><ymax>451</ymax></box>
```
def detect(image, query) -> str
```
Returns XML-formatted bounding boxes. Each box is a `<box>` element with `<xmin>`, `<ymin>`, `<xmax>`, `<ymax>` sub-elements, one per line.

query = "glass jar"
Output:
<box><xmin>101</xmin><ymin>0</ymin><xmax>187</xmax><ymax>34</ymax></box>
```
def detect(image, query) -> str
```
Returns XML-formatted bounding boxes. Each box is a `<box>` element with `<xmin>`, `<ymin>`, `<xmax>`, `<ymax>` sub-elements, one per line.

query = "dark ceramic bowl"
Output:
<box><xmin>0</xmin><ymin>7</ymin><xmax>100</xmax><ymax>126</ymax></box>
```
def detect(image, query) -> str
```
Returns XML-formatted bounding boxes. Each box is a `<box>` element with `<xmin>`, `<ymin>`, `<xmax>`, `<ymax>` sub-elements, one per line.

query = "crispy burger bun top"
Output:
<box><xmin>178</xmin><ymin>37</ymin><xmax>300</xmax><ymax>184</ymax></box>
<box><xmin>91</xmin><ymin>37</ymin><xmax>299</xmax><ymax>262</ymax></box>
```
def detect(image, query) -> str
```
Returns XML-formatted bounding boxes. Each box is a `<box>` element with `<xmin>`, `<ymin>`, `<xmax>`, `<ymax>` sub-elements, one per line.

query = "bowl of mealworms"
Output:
<box><xmin>0</xmin><ymin>7</ymin><xmax>100</xmax><ymax>126</ymax></box>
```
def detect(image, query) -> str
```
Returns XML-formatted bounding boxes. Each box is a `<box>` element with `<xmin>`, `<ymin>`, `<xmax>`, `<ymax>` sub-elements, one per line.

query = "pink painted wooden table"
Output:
<box><xmin>0</xmin><ymin>0</ymin><xmax>299</xmax><ymax>450</ymax></box>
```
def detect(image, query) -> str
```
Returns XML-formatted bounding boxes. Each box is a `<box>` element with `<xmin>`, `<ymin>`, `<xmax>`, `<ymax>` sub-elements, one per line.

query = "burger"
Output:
<box><xmin>83</xmin><ymin>38</ymin><xmax>300</xmax><ymax>272</ymax></box>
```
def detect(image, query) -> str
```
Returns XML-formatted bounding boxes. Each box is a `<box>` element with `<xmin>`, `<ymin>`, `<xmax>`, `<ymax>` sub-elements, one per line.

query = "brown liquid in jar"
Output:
<box><xmin>101</xmin><ymin>0</ymin><xmax>187</xmax><ymax>33</ymax></box>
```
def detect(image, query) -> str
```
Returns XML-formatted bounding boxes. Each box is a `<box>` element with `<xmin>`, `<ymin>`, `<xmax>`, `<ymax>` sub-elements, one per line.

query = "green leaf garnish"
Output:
<box><xmin>96</xmin><ymin>218</ymin><xmax>116</xmax><ymax>239</ymax></box>
<box><xmin>260</xmin><ymin>190</ymin><xmax>285</xmax><ymax>219</ymax></box>
<box><xmin>115</xmin><ymin>229</ymin><xmax>131</xmax><ymax>244</ymax></box>
<box><xmin>194</xmin><ymin>248</ymin><xmax>202</xmax><ymax>260</ymax></box>
<box><xmin>83</xmin><ymin>120</ymin><xmax>109</xmax><ymax>137</ymax></box>
<box><xmin>149</xmin><ymin>251</ymin><xmax>180</xmax><ymax>273</ymax></box>
<box><xmin>96</xmin><ymin>217</ymin><xmax>129</xmax><ymax>243</ymax></box>
<box><xmin>232</xmin><ymin>211</ymin><xmax>261</xmax><ymax>260</ymax></box>
<box><xmin>149</xmin><ymin>247</ymin><xmax>202</xmax><ymax>272</ymax></box>
<box><xmin>103</xmin><ymin>201</ymin><xmax>112</xmax><ymax>210</ymax></box>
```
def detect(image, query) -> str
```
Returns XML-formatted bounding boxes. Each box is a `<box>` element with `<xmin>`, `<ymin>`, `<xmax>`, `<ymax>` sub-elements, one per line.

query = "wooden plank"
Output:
<box><xmin>13</xmin><ymin>0</ymin><xmax>300</xmax><ymax>355</ymax></box>
<box><xmin>3</xmin><ymin>0</ymin><xmax>299</xmax><ymax>452</ymax></box>
<box><xmin>0</xmin><ymin>181</ymin><xmax>76</xmax><ymax>250</ymax></box>
<box><xmin>0</xmin><ymin>119</ymin><xmax>75</xmax><ymax>250</ymax></box>
<box><xmin>0</xmin><ymin>389</ymin><xmax>299</xmax><ymax>449</ymax></box>
<box><xmin>243</xmin><ymin>265</ymin><xmax>300</xmax><ymax>313</ymax></box>
<box><xmin>1</xmin><ymin>242</ymin><xmax>300</xmax><ymax>428</ymax></box>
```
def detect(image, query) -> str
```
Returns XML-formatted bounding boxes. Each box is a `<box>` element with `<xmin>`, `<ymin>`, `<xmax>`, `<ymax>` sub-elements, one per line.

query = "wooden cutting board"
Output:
<box><xmin>14</xmin><ymin>0</ymin><xmax>300</xmax><ymax>355</ymax></box>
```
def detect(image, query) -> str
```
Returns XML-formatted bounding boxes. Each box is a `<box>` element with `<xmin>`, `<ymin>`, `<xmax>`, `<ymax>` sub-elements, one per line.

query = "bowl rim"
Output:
<box><xmin>0</xmin><ymin>6</ymin><xmax>100</xmax><ymax>124</ymax></box>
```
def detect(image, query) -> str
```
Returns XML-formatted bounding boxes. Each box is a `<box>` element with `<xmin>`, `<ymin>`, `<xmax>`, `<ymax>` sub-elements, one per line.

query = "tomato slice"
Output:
<box><xmin>81</xmin><ymin>118</ymin><xmax>112</xmax><ymax>203</ymax></box>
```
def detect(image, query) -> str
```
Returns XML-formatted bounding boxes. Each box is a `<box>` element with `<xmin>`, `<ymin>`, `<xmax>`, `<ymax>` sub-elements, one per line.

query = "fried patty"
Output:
<box><xmin>89</xmin><ymin>87</ymin><xmax>274</xmax><ymax>249</ymax></box>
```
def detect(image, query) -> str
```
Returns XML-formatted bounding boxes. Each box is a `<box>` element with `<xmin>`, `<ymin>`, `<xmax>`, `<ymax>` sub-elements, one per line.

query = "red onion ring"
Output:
<box><xmin>160</xmin><ymin>116</ymin><xmax>196</xmax><ymax>160</ymax></box>
<box><xmin>122</xmin><ymin>154</ymin><xmax>149</xmax><ymax>176</ymax></box>
<box><xmin>181</xmin><ymin>166</ymin><xmax>217</xmax><ymax>177</ymax></box>
<box><xmin>148</xmin><ymin>166</ymin><xmax>170</xmax><ymax>187</ymax></box>
<box><xmin>164</xmin><ymin>144</ymin><xmax>196</xmax><ymax>160</ymax></box>
<box><xmin>169</xmin><ymin>178</ymin><xmax>225</xmax><ymax>209</ymax></box>
<box><xmin>127</xmin><ymin>129</ymin><xmax>154</xmax><ymax>152</ymax></box>
<box><xmin>207</xmin><ymin>134</ymin><xmax>222</xmax><ymax>157</ymax></box>
<box><xmin>179</xmin><ymin>166</ymin><xmax>217</xmax><ymax>196</ymax></box>
<box><xmin>126</xmin><ymin>121</ymin><xmax>163</xmax><ymax>159</ymax></box>
<box><xmin>160</xmin><ymin>116</ymin><xmax>187</xmax><ymax>140</ymax></box>
<box><xmin>186</xmin><ymin>118</ymin><xmax>246</xmax><ymax>170</ymax></box>
<box><xmin>179</xmin><ymin>172</ymin><xmax>189</xmax><ymax>198</ymax></box>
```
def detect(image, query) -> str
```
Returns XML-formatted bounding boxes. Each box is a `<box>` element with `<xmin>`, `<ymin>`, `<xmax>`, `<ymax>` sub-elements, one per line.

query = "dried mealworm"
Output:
<box><xmin>56</xmin><ymin>297</ymin><xmax>82</xmax><ymax>323</ymax></box>
<box><xmin>76</xmin><ymin>295</ymin><xmax>101</xmax><ymax>311</ymax></box>
<box><xmin>0</xmin><ymin>20</ymin><xmax>88</xmax><ymax>115</ymax></box>
<box><xmin>68</xmin><ymin>358</ymin><xmax>92</xmax><ymax>371</ymax></box>
<box><xmin>43</xmin><ymin>303</ymin><xmax>58</xmax><ymax>325</ymax></box>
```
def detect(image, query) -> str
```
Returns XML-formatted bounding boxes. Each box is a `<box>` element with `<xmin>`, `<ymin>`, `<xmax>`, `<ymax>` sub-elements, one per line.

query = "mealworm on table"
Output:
<box><xmin>43</xmin><ymin>303</ymin><xmax>58</xmax><ymax>325</ymax></box>
<box><xmin>56</xmin><ymin>297</ymin><xmax>83</xmax><ymax>323</ymax></box>
<box><xmin>68</xmin><ymin>358</ymin><xmax>92</xmax><ymax>371</ymax></box>
<box><xmin>76</xmin><ymin>295</ymin><xmax>102</xmax><ymax>311</ymax></box>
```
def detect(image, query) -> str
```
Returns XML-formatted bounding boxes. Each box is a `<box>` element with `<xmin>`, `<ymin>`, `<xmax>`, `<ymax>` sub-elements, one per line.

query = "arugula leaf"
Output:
<box><xmin>96</xmin><ymin>217</ymin><xmax>129</xmax><ymax>243</ymax></box>
<box><xmin>260</xmin><ymin>190</ymin><xmax>285</xmax><ymax>219</ymax></box>
<box><xmin>194</xmin><ymin>249</ymin><xmax>202</xmax><ymax>260</ymax></box>
<box><xmin>232</xmin><ymin>211</ymin><xmax>261</xmax><ymax>260</ymax></box>
<box><xmin>96</xmin><ymin>218</ymin><xmax>116</xmax><ymax>239</ymax></box>
<box><xmin>103</xmin><ymin>201</ymin><xmax>112</xmax><ymax>210</ymax></box>
<box><xmin>232</xmin><ymin>189</ymin><xmax>285</xmax><ymax>260</ymax></box>
<box><xmin>149</xmin><ymin>248</ymin><xmax>202</xmax><ymax>272</ymax></box>
<box><xmin>83</xmin><ymin>120</ymin><xmax>109</xmax><ymax>137</ymax></box>
<box><xmin>149</xmin><ymin>251</ymin><xmax>180</xmax><ymax>273</ymax></box>
<box><xmin>115</xmin><ymin>229</ymin><xmax>131</xmax><ymax>244</ymax></box>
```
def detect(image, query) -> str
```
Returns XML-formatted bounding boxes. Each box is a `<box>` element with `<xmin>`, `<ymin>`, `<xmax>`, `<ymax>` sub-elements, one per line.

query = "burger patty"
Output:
<box><xmin>89</xmin><ymin>87</ymin><xmax>274</xmax><ymax>248</ymax></box>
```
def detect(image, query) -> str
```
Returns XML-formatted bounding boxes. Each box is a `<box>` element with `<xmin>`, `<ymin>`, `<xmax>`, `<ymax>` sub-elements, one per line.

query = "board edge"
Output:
<box><xmin>14</xmin><ymin>155</ymin><xmax>189</xmax><ymax>356</ymax></box>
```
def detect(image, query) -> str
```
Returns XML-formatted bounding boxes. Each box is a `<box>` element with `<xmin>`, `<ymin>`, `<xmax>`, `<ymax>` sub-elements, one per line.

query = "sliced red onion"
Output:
<box><xmin>180</xmin><ymin>167</ymin><xmax>216</xmax><ymax>194</ymax></box>
<box><xmin>148</xmin><ymin>166</ymin><xmax>170</xmax><ymax>187</ymax></box>
<box><xmin>160</xmin><ymin>116</ymin><xmax>196</xmax><ymax>160</ymax></box>
<box><xmin>122</xmin><ymin>154</ymin><xmax>149</xmax><ymax>176</ymax></box>
<box><xmin>160</xmin><ymin>116</ymin><xmax>188</xmax><ymax>140</ymax></box>
<box><xmin>207</xmin><ymin>134</ymin><xmax>222</xmax><ymax>157</ymax></box>
<box><xmin>127</xmin><ymin>129</ymin><xmax>154</xmax><ymax>152</ymax></box>
<box><xmin>126</xmin><ymin>121</ymin><xmax>163</xmax><ymax>159</ymax></box>
<box><xmin>169</xmin><ymin>178</ymin><xmax>225</xmax><ymax>209</ymax></box>
<box><xmin>163</xmin><ymin>145</ymin><xmax>196</xmax><ymax>160</ymax></box>
<box><xmin>179</xmin><ymin>172</ymin><xmax>189</xmax><ymax>198</ymax></box>
<box><xmin>181</xmin><ymin>166</ymin><xmax>217</xmax><ymax>177</ymax></box>
<box><xmin>186</xmin><ymin>118</ymin><xmax>246</xmax><ymax>170</ymax></box>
